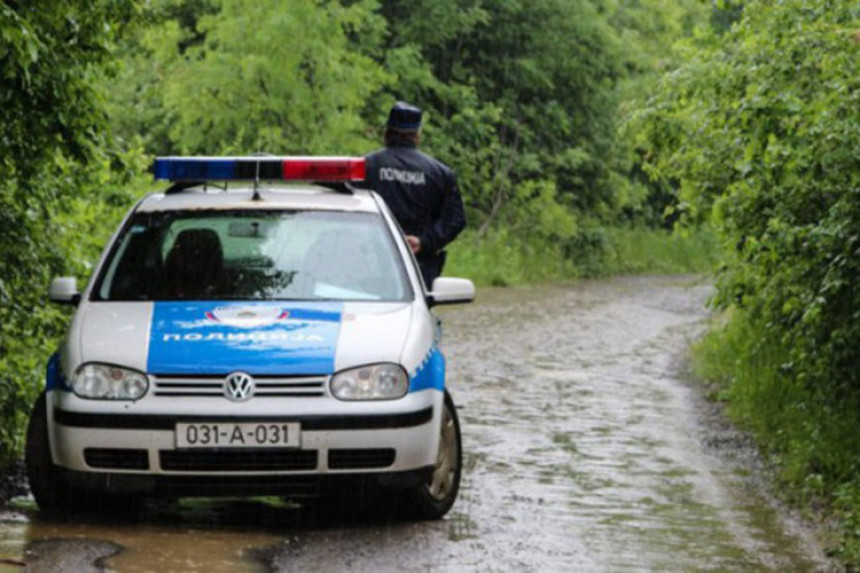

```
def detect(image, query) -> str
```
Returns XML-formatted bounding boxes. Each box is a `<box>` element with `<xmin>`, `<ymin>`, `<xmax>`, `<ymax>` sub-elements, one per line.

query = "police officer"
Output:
<box><xmin>364</xmin><ymin>102</ymin><xmax>466</xmax><ymax>288</ymax></box>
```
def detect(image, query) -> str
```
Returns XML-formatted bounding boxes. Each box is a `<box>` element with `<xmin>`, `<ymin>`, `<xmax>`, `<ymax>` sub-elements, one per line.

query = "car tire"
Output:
<box><xmin>25</xmin><ymin>391</ymin><xmax>69</xmax><ymax>513</ymax></box>
<box><xmin>405</xmin><ymin>390</ymin><xmax>462</xmax><ymax>520</ymax></box>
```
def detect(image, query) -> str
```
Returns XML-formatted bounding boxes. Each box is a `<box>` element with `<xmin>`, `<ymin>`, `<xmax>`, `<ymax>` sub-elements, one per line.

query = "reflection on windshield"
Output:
<box><xmin>95</xmin><ymin>210</ymin><xmax>410</xmax><ymax>302</ymax></box>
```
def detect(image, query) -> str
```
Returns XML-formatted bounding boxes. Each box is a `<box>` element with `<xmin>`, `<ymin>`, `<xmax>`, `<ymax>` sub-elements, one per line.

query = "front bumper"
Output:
<box><xmin>47</xmin><ymin>390</ymin><xmax>442</xmax><ymax>493</ymax></box>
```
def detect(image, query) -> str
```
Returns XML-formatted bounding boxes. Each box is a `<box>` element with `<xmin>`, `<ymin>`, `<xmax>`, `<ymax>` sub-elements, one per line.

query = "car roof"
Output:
<box><xmin>135</xmin><ymin>183</ymin><xmax>381</xmax><ymax>214</ymax></box>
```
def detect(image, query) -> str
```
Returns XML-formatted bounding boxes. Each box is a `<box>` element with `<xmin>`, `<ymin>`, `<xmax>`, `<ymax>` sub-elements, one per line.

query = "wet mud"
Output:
<box><xmin>0</xmin><ymin>276</ymin><xmax>837</xmax><ymax>571</ymax></box>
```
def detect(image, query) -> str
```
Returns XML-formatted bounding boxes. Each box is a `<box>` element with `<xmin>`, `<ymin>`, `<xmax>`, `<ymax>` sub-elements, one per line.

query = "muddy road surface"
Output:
<box><xmin>0</xmin><ymin>276</ymin><xmax>834</xmax><ymax>571</ymax></box>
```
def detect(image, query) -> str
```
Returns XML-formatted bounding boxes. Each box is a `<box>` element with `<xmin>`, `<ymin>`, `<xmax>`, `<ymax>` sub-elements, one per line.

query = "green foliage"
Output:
<box><xmin>693</xmin><ymin>310</ymin><xmax>860</xmax><ymax>487</ymax></box>
<box><xmin>446</xmin><ymin>229</ymin><xmax>578</xmax><ymax>287</ymax></box>
<box><xmin>597</xmin><ymin>225</ymin><xmax>718</xmax><ymax>276</ymax></box>
<box><xmin>637</xmin><ymin>0</ymin><xmax>860</xmax><ymax>409</ymax></box>
<box><xmin>0</xmin><ymin>1</ymin><xmax>143</xmax><ymax>464</ymax></box>
<box><xmin>162</xmin><ymin>0</ymin><xmax>390</xmax><ymax>154</ymax></box>
<box><xmin>111</xmin><ymin>0</ymin><xmax>704</xmax><ymax>232</ymax></box>
<box><xmin>1</xmin><ymin>1</ymin><xmax>137</xmax><ymax>170</ymax></box>
<box><xmin>448</xmin><ymin>225</ymin><xmax>716</xmax><ymax>286</ymax></box>
<box><xmin>110</xmin><ymin>0</ymin><xmax>390</xmax><ymax>155</ymax></box>
<box><xmin>104</xmin><ymin>0</ymin><xmax>219</xmax><ymax>153</ymax></box>
<box><xmin>709</xmin><ymin>1</ymin><xmax>744</xmax><ymax>35</ymax></box>
<box><xmin>380</xmin><ymin>0</ymin><xmax>625</xmax><ymax>226</ymax></box>
<box><xmin>609</xmin><ymin>0</ymin><xmax>708</xmax><ymax>225</ymax></box>
<box><xmin>834</xmin><ymin>481</ymin><xmax>860</xmax><ymax>564</ymax></box>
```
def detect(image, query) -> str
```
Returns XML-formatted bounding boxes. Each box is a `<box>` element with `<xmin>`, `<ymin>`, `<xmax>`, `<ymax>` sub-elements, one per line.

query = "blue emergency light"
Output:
<box><xmin>153</xmin><ymin>156</ymin><xmax>366</xmax><ymax>182</ymax></box>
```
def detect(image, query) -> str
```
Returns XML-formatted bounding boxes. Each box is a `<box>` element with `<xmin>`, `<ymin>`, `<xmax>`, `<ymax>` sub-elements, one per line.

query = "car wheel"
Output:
<box><xmin>406</xmin><ymin>390</ymin><xmax>462</xmax><ymax>520</ymax></box>
<box><xmin>25</xmin><ymin>391</ymin><xmax>69</xmax><ymax>513</ymax></box>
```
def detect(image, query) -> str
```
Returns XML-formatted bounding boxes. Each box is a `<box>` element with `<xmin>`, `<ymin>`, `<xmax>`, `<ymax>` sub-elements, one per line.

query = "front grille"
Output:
<box><xmin>328</xmin><ymin>448</ymin><xmax>396</xmax><ymax>470</ymax></box>
<box><xmin>84</xmin><ymin>448</ymin><xmax>149</xmax><ymax>470</ymax></box>
<box><xmin>159</xmin><ymin>449</ymin><xmax>318</xmax><ymax>472</ymax></box>
<box><xmin>152</xmin><ymin>374</ymin><xmax>327</xmax><ymax>398</ymax></box>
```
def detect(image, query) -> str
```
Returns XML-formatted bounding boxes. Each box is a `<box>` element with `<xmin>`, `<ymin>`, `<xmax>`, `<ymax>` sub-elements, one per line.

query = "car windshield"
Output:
<box><xmin>93</xmin><ymin>209</ymin><xmax>411</xmax><ymax>302</ymax></box>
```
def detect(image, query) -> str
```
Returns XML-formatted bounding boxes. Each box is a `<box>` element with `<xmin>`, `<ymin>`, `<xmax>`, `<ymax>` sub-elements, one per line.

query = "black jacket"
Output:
<box><xmin>364</xmin><ymin>143</ymin><xmax>466</xmax><ymax>263</ymax></box>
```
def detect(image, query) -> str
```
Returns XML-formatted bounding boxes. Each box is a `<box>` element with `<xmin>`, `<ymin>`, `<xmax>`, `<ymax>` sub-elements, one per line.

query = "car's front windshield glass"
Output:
<box><xmin>93</xmin><ymin>210</ymin><xmax>411</xmax><ymax>302</ymax></box>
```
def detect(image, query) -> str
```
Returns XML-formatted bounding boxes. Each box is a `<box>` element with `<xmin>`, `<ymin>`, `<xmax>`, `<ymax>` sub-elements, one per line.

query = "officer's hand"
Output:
<box><xmin>406</xmin><ymin>235</ymin><xmax>421</xmax><ymax>254</ymax></box>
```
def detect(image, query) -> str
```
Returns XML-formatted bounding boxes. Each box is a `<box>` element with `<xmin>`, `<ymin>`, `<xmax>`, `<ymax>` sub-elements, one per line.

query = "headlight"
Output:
<box><xmin>71</xmin><ymin>363</ymin><xmax>149</xmax><ymax>400</ymax></box>
<box><xmin>330</xmin><ymin>363</ymin><xmax>408</xmax><ymax>401</ymax></box>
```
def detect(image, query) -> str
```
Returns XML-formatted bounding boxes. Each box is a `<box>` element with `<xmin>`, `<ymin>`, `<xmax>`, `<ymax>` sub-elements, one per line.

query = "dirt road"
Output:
<box><xmin>0</xmin><ymin>276</ymin><xmax>834</xmax><ymax>571</ymax></box>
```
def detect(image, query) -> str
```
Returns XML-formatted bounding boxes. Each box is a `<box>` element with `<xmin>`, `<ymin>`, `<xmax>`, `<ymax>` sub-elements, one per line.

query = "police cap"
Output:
<box><xmin>387</xmin><ymin>101</ymin><xmax>422</xmax><ymax>131</ymax></box>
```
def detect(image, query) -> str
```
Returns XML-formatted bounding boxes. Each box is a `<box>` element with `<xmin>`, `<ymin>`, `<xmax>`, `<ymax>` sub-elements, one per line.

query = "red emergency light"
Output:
<box><xmin>282</xmin><ymin>157</ymin><xmax>366</xmax><ymax>181</ymax></box>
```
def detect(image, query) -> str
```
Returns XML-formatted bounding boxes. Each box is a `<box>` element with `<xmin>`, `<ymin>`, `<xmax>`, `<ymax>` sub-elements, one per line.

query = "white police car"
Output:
<box><xmin>25</xmin><ymin>156</ymin><xmax>474</xmax><ymax>519</ymax></box>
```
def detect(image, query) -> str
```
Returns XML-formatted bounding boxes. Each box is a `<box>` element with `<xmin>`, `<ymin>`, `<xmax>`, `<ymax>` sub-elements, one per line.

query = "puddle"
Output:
<box><xmin>2</xmin><ymin>499</ymin><xmax>286</xmax><ymax>572</ymax></box>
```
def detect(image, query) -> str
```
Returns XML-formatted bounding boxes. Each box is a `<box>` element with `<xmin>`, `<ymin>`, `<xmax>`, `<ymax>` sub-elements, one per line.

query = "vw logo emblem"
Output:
<box><xmin>224</xmin><ymin>371</ymin><xmax>254</xmax><ymax>402</ymax></box>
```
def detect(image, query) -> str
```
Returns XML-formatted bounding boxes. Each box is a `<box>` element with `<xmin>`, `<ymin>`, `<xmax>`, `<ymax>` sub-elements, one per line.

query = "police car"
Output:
<box><xmin>25</xmin><ymin>156</ymin><xmax>474</xmax><ymax>519</ymax></box>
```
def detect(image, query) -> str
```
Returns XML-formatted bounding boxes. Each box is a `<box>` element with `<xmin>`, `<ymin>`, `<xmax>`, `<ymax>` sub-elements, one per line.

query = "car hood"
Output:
<box><xmin>77</xmin><ymin>300</ymin><xmax>414</xmax><ymax>376</ymax></box>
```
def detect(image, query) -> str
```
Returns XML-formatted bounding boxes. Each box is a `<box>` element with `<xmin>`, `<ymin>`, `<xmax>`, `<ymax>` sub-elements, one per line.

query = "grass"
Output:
<box><xmin>692</xmin><ymin>308</ymin><xmax>860</xmax><ymax>564</ymax></box>
<box><xmin>597</xmin><ymin>225</ymin><xmax>719</xmax><ymax>276</ymax></box>
<box><xmin>445</xmin><ymin>224</ymin><xmax>719</xmax><ymax>286</ymax></box>
<box><xmin>445</xmin><ymin>228</ymin><xmax>577</xmax><ymax>286</ymax></box>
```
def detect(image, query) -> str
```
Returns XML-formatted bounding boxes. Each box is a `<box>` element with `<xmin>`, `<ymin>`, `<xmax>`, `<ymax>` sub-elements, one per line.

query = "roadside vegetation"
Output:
<box><xmin>447</xmin><ymin>226</ymin><xmax>718</xmax><ymax>286</ymax></box>
<box><xmin>2</xmin><ymin>1</ymin><xmax>858</xmax><ymax>565</ymax></box>
<box><xmin>633</xmin><ymin>0</ymin><xmax>860</xmax><ymax>563</ymax></box>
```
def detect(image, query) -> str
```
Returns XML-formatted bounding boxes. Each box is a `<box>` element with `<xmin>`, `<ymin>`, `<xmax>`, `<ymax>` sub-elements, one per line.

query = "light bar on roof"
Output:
<box><xmin>283</xmin><ymin>157</ymin><xmax>365</xmax><ymax>181</ymax></box>
<box><xmin>152</xmin><ymin>156</ymin><xmax>366</xmax><ymax>182</ymax></box>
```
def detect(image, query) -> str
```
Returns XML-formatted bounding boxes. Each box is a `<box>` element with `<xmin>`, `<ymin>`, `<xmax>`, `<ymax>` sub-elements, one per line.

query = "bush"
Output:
<box><xmin>638</xmin><ymin>0</ymin><xmax>860</xmax><ymax>399</ymax></box>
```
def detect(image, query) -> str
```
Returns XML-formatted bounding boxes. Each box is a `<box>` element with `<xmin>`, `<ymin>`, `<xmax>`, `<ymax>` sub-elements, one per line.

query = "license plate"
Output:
<box><xmin>175</xmin><ymin>422</ymin><xmax>301</xmax><ymax>449</ymax></box>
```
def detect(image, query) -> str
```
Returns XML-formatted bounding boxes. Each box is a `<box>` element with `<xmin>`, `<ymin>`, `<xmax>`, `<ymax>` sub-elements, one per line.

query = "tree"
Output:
<box><xmin>158</xmin><ymin>0</ymin><xmax>390</xmax><ymax>155</ymax></box>
<box><xmin>0</xmin><ymin>1</ymin><xmax>140</xmax><ymax>462</ymax></box>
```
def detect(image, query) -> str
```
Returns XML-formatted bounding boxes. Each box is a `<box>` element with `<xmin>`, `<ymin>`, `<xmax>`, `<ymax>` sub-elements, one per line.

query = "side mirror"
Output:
<box><xmin>427</xmin><ymin>277</ymin><xmax>475</xmax><ymax>307</ymax></box>
<box><xmin>49</xmin><ymin>277</ymin><xmax>81</xmax><ymax>306</ymax></box>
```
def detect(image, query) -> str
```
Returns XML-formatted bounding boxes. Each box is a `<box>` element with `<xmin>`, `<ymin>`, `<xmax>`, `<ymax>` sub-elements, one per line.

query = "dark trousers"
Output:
<box><xmin>418</xmin><ymin>251</ymin><xmax>446</xmax><ymax>290</ymax></box>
